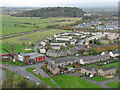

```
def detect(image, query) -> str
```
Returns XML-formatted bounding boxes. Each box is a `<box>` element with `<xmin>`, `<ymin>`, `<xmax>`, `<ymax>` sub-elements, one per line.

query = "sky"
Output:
<box><xmin>0</xmin><ymin>0</ymin><xmax>119</xmax><ymax>7</ymax></box>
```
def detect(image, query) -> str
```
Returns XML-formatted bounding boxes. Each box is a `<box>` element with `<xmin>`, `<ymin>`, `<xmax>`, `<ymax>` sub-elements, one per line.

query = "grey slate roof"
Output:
<box><xmin>101</xmin><ymin>66</ymin><xmax>116</xmax><ymax>71</ymax></box>
<box><xmin>55</xmin><ymin>56</ymin><xmax>78</xmax><ymax>63</ymax></box>
<box><xmin>52</xmin><ymin>54</ymin><xmax>110</xmax><ymax>64</ymax></box>
<box><xmin>81</xmin><ymin>66</ymin><xmax>95</xmax><ymax>71</ymax></box>
<box><xmin>80</xmin><ymin>54</ymin><xmax>110</xmax><ymax>61</ymax></box>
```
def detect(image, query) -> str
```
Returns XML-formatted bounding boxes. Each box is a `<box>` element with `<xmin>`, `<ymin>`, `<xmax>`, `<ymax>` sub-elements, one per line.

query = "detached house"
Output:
<box><xmin>98</xmin><ymin>66</ymin><xmax>116</xmax><ymax>76</ymax></box>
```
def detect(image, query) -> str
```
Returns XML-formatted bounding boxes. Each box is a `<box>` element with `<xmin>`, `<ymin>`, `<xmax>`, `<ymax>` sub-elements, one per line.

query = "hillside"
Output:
<box><xmin>11</xmin><ymin>7</ymin><xmax>85</xmax><ymax>17</ymax></box>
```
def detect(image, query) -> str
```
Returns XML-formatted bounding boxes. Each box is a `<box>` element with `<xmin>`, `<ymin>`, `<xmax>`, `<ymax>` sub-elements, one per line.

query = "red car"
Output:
<box><xmin>4</xmin><ymin>64</ymin><xmax>8</xmax><ymax>66</ymax></box>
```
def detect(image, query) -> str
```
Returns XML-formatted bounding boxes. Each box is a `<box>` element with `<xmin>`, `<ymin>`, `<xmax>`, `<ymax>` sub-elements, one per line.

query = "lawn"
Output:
<box><xmin>51</xmin><ymin>75</ymin><xmax>103</xmax><ymax>88</ymax></box>
<box><xmin>106</xmin><ymin>81</ymin><xmax>119</xmax><ymax>88</ymax></box>
<box><xmin>2</xmin><ymin>29</ymin><xmax>72</xmax><ymax>45</ymax></box>
<box><xmin>0</xmin><ymin>43</ymin><xmax>34</xmax><ymax>54</ymax></box>
<box><xmin>86</xmin><ymin>62</ymin><xmax>119</xmax><ymax>70</ymax></box>
<box><xmin>88</xmin><ymin>76</ymin><xmax>109</xmax><ymax>82</ymax></box>
<box><xmin>2</xmin><ymin>15</ymin><xmax>81</xmax><ymax>36</ymax></box>
<box><xmin>0</xmin><ymin>60</ymin><xmax>27</xmax><ymax>66</ymax></box>
<box><xmin>101</xmin><ymin>62</ymin><xmax>119</xmax><ymax>70</ymax></box>
<box><xmin>26</xmin><ymin>67</ymin><xmax>56</xmax><ymax>88</ymax></box>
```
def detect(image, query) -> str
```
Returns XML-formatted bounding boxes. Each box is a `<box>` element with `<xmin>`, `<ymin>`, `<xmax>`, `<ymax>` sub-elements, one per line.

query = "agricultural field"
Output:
<box><xmin>2</xmin><ymin>15</ymin><xmax>81</xmax><ymax>36</ymax></box>
<box><xmin>51</xmin><ymin>75</ymin><xmax>102</xmax><ymax>88</ymax></box>
<box><xmin>1</xmin><ymin>29</ymin><xmax>72</xmax><ymax>45</ymax></box>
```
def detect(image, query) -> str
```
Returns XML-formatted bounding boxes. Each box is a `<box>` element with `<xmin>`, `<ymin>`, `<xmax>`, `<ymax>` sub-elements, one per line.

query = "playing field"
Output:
<box><xmin>2</xmin><ymin>15</ymin><xmax>81</xmax><ymax>36</ymax></box>
<box><xmin>51</xmin><ymin>75</ymin><xmax>102</xmax><ymax>88</ymax></box>
<box><xmin>2</xmin><ymin>29</ymin><xmax>72</xmax><ymax>44</ymax></box>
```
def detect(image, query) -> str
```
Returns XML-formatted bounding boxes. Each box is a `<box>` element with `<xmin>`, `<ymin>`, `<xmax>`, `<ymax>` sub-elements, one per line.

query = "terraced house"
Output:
<box><xmin>79</xmin><ymin>54</ymin><xmax>110</xmax><ymax>65</ymax></box>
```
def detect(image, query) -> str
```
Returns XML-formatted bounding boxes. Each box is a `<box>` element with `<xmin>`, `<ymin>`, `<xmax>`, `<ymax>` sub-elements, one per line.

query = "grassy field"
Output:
<box><xmin>51</xmin><ymin>75</ymin><xmax>102</xmax><ymax>88</ymax></box>
<box><xmin>2</xmin><ymin>15</ymin><xmax>81</xmax><ymax>36</ymax></box>
<box><xmin>106</xmin><ymin>81</ymin><xmax>119</xmax><ymax>88</ymax></box>
<box><xmin>101</xmin><ymin>62</ymin><xmax>119</xmax><ymax>70</ymax></box>
<box><xmin>2</xmin><ymin>29</ymin><xmax>72</xmax><ymax>45</ymax></box>
<box><xmin>88</xmin><ymin>76</ymin><xmax>108</xmax><ymax>82</ymax></box>
<box><xmin>86</xmin><ymin>62</ymin><xmax>119</xmax><ymax>70</ymax></box>
<box><xmin>0</xmin><ymin>43</ymin><xmax>34</xmax><ymax>53</ymax></box>
<box><xmin>0</xmin><ymin>60</ymin><xmax>27</xmax><ymax>66</ymax></box>
<box><xmin>26</xmin><ymin>67</ymin><xmax>56</xmax><ymax>88</ymax></box>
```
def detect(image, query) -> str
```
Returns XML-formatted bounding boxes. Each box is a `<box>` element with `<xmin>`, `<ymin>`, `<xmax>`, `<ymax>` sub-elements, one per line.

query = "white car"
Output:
<box><xmin>36</xmin><ymin>83</ymin><xmax>39</xmax><ymax>85</ymax></box>
<box><xmin>26</xmin><ymin>76</ymin><xmax>29</xmax><ymax>80</ymax></box>
<box><xmin>33</xmin><ymin>69</ymin><xmax>36</xmax><ymax>72</ymax></box>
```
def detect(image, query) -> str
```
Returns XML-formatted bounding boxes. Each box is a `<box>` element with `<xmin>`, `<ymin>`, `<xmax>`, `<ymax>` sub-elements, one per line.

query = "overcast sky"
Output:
<box><xmin>0</xmin><ymin>0</ymin><xmax>119</xmax><ymax>7</ymax></box>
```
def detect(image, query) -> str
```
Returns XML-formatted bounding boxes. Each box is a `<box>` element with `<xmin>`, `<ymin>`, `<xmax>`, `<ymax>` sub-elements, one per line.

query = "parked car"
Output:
<box><xmin>4</xmin><ymin>64</ymin><xmax>8</xmax><ymax>66</ymax></box>
<box><xmin>33</xmin><ymin>69</ymin><xmax>36</xmax><ymax>72</ymax></box>
<box><xmin>79</xmin><ymin>75</ymin><xmax>83</xmax><ymax>77</ymax></box>
<box><xmin>26</xmin><ymin>76</ymin><xmax>29</xmax><ymax>80</ymax></box>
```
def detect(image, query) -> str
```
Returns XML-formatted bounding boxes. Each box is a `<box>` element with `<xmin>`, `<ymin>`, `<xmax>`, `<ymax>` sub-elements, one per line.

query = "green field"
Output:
<box><xmin>51</xmin><ymin>75</ymin><xmax>102</xmax><ymax>88</ymax></box>
<box><xmin>101</xmin><ymin>62</ymin><xmax>119</xmax><ymax>70</ymax></box>
<box><xmin>2</xmin><ymin>29</ymin><xmax>72</xmax><ymax>45</ymax></box>
<box><xmin>0</xmin><ymin>60</ymin><xmax>27</xmax><ymax>66</ymax></box>
<box><xmin>87</xmin><ymin>62</ymin><xmax>119</xmax><ymax>70</ymax></box>
<box><xmin>106</xmin><ymin>81</ymin><xmax>119</xmax><ymax>88</ymax></box>
<box><xmin>26</xmin><ymin>67</ymin><xmax>56</xmax><ymax>88</ymax></box>
<box><xmin>88</xmin><ymin>76</ymin><xmax>108</xmax><ymax>82</ymax></box>
<box><xmin>2</xmin><ymin>15</ymin><xmax>81</xmax><ymax>36</ymax></box>
<box><xmin>0</xmin><ymin>43</ymin><xmax>33</xmax><ymax>53</ymax></box>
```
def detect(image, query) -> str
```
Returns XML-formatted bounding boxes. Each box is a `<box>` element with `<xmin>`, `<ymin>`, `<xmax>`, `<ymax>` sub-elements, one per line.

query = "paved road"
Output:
<box><xmin>0</xmin><ymin>61</ymin><xmax>60</xmax><ymax>88</ymax></box>
<box><xmin>0</xmin><ymin>68</ymin><xmax>6</xmax><ymax>88</ymax></box>
<box><xmin>0</xmin><ymin>29</ymin><xmax>49</xmax><ymax>39</ymax></box>
<box><xmin>68</xmin><ymin>72</ymin><xmax>118</xmax><ymax>88</ymax></box>
<box><xmin>0</xmin><ymin>63</ymin><xmax>50</xmax><ymax>88</ymax></box>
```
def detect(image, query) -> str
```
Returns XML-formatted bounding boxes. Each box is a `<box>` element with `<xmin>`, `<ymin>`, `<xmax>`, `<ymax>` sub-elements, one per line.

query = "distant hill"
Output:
<box><xmin>11</xmin><ymin>7</ymin><xmax>86</xmax><ymax>17</ymax></box>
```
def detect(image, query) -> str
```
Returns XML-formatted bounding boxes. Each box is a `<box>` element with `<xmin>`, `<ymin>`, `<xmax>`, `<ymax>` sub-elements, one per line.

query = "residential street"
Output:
<box><xmin>0</xmin><ymin>61</ymin><xmax>61</xmax><ymax>88</ymax></box>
